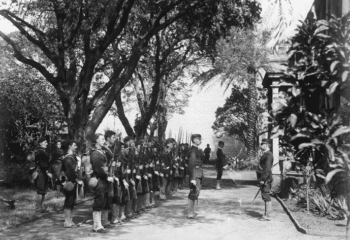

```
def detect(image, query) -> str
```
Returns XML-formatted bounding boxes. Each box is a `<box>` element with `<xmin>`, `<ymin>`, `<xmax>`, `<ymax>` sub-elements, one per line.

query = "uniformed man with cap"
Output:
<box><xmin>216</xmin><ymin>140</ymin><xmax>226</xmax><ymax>190</ymax></box>
<box><xmin>257</xmin><ymin>138</ymin><xmax>273</xmax><ymax>221</ymax></box>
<box><xmin>89</xmin><ymin>133</ymin><xmax>114</xmax><ymax>233</ymax></box>
<box><xmin>33</xmin><ymin>136</ymin><xmax>53</xmax><ymax>213</ymax></box>
<box><xmin>151</xmin><ymin>144</ymin><xmax>161</xmax><ymax>206</ymax></box>
<box><xmin>187</xmin><ymin>134</ymin><xmax>204</xmax><ymax>219</ymax></box>
<box><xmin>102</xmin><ymin>130</ymin><xmax>118</xmax><ymax>226</ymax></box>
<box><xmin>61</xmin><ymin>140</ymin><xmax>80</xmax><ymax>228</ymax></box>
<box><xmin>160</xmin><ymin>138</ymin><xmax>175</xmax><ymax>200</ymax></box>
<box><xmin>123</xmin><ymin>136</ymin><xmax>138</xmax><ymax>220</ymax></box>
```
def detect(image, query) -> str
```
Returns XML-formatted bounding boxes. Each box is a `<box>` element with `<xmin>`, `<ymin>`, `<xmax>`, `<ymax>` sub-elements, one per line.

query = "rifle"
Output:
<box><xmin>113</xmin><ymin>140</ymin><xmax>122</xmax><ymax>202</ymax></box>
<box><xmin>107</xmin><ymin>144</ymin><xmax>116</xmax><ymax>198</ymax></box>
<box><xmin>129</xmin><ymin>145</ymin><xmax>137</xmax><ymax>199</ymax></box>
<box><xmin>135</xmin><ymin>143</ymin><xmax>143</xmax><ymax>194</ymax></box>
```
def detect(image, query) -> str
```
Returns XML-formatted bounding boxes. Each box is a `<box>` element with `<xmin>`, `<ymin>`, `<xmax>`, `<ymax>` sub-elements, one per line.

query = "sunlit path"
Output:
<box><xmin>0</xmin><ymin>167</ymin><xmax>340</xmax><ymax>240</ymax></box>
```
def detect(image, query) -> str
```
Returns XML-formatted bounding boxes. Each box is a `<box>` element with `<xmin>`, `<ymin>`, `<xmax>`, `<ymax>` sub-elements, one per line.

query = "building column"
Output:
<box><xmin>271</xmin><ymin>86</ymin><xmax>280</xmax><ymax>175</ymax></box>
<box><xmin>343</xmin><ymin>0</ymin><xmax>350</xmax><ymax>16</ymax></box>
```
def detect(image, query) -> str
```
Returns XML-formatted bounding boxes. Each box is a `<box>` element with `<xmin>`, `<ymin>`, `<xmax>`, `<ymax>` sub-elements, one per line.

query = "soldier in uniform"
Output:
<box><xmin>61</xmin><ymin>140</ymin><xmax>80</xmax><ymax>228</ymax></box>
<box><xmin>51</xmin><ymin>140</ymin><xmax>65</xmax><ymax>191</ymax></box>
<box><xmin>187</xmin><ymin>134</ymin><xmax>203</xmax><ymax>219</ymax></box>
<box><xmin>34</xmin><ymin>136</ymin><xmax>53</xmax><ymax>213</ymax></box>
<box><xmin>178</xmin><ymin>144</ymin><xmax>186</xmax><ymax>189</ymax></box>
<box><xmin>216</xmin><ymin>141</ymin><xmax>226</xmax><ymax>190</ymax></box>
<box><xmin>183</xmin><ymin>143</ymin><xmax>190</xmax><ymax>187</ymax></box>
<box><xmin>90</xmin><ymin>133</ymin><xmax>114</xmax><ymax>233</ymax></box>
<box><xmin>257</xmin><ymin>138</ymin><xmax>273</xmax><ymax>221</ymax></box>
<box><xmin>117</xmin><ymin>143</ymin><xmax>130</xmax><ymax>222</ymax></box>
<box><xmin>102</xmin><ymin>130</ymin><xmax>118</xmax><ymax>227</ymax></box>
<box><xmin>204</xmin><ymin>144</ymin><xmax>211</xmax><ymax>165</ymax></box>
<box><xmin>143</xmin><ymin>141</ymin><xmax>152</xmax><ymax>209</ymax></box>
<box><xmin>151</xmin><ymin>144</ymin><xmax>161</xmax><ymax>206</ymax></box>
<box><xmin>135</xmin><ymin>140</ymin><xmax>144</xmax><ymax>214</ymax></box>
<box><xmin>123</xmin><ymin>136</ymin><xmax>138</xmax><ymax>220</ymax></box>
<box><xmin>160</xmin><ymin>138</ymin><xmax>174</xmax><ymax>200</ymax></box>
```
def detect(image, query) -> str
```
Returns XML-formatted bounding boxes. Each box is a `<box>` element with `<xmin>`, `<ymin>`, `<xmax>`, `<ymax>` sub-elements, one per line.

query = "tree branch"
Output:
<box><xmin>115</xmin><ymin>92</ymin><xmax>135</xmax><ymax>137</ymax></box>
<box><xmin>0</xmin><ymin>10</ymin><xmax>58</xmax><ymax>65</ymax></box>
<box><xmin>0</xmin><ymin>30</ymin><xmax>57</xmax><ymax>85</ymax></box>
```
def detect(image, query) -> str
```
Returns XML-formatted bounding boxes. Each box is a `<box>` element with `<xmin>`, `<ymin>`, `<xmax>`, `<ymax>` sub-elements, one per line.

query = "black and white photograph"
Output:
<box><xmin>0</xmin><ymin>0</ymin><xmax>349</xmax><ymax>239</ymax></box>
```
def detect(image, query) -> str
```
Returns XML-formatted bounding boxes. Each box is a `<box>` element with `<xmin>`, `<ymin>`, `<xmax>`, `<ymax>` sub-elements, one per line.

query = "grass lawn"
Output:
<box><xmin>0</xmin><ymin>187</ymin><xmax>65</xmax><ymax>230</ymax></box>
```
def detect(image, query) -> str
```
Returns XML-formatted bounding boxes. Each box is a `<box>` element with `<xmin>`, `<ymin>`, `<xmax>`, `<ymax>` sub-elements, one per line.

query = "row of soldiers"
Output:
<box><xmin>85</xmin><ymin>131</ymin><xmax>194</xmax><ymax>233</ymax></box>
<box><xmin>32</xmin><ymin>130</ymin><xmax>202</xmax><ymax>233</ymax></box>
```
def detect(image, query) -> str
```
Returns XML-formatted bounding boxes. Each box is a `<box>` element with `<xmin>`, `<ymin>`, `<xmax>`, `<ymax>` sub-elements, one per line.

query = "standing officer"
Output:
<box><xmin>61</xmin><ymin>140</ymin><xmax>80</xmax><ymax>228</ymax></box>
<box><xmin>187</xmin><ymin>134</ymin><xmax>203</xmax><ymax>219</ymax></box>
<box><xmin>257</xmin><ymin>138</ymin><xmax>273</xmax><ymax>221</ymax></box>
<box><xmin>216</xmin><ymin>141</ymin><xmax>226</xmax><ymax>190</ymax></box>
<box><xmin>34</xmin><ymin>136</ymin><xmax>53</xmax><ymax>213</ymax></box>
<box><xmin>90</xmin><ymin>133</ymin><xmax>114</xmax><ymax>233</ymax></box>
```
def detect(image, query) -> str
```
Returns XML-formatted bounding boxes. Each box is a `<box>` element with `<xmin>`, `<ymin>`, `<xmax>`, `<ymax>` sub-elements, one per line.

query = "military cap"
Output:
<box><xmin>38</xmin><ymin>136</ymin><xmax>47</xmax><ymax>144</ymax></box>
<box><xmin>260</xmin><ymin>138</ymin><xmax>269</xmax><ymax>145</ymax></box>
<box><xmin>165</xmin><ymin>138</ymin><xmax>176</xmax><ymax>144</ymax></box>
<box><xmin>136</xmin><ymin>139</ymin><xmax>144</xmax><ymax>146</ymax></box>
<box><xmin>191</xmin><ymin>134</ymin><xmax>201</xmax><ymax>142</ymax></box>
<box><xmin>123</xmin><ymin>136</ymin><xmax>132</xmax><ymax>143</ymax></box>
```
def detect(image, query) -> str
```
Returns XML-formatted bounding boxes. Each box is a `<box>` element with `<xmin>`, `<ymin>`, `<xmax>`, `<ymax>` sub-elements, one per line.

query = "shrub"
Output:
<box><xmin>3</xmin><ymin>162</ymin><xmax>32</xmax><ymax>187</ymax></box>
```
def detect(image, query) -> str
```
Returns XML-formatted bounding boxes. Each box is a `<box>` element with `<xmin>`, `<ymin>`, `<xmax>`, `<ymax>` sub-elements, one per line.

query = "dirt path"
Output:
<box><xmin>0</xmin><ymin>167</ymin><xmax>343</xmax><ymax>240</ymax></box>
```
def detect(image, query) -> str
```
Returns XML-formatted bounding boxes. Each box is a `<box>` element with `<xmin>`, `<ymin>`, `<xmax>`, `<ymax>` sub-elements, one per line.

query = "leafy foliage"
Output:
<box><xmin>272</xmin><ymin>14</ymin><xmax>350</xmax><ymax>232</ymax></box>
<box><xmin>212</xmin><ymin>87</ymin><xmax>265</xmax><ymax>148</ymax></box>
<box><xmin>290</xmin><ymin>185</ymin><xmax>347</xmax><ymax>220</ymax></box>
<box><xmin>193</xmin><ymin>27</ymin><xmax>269</xmax><ymax>89</ymax></box>
<box><xmin>0</xmin><ymin>36</ymin><xmax>64</xmax><ymax>157</ymax></box>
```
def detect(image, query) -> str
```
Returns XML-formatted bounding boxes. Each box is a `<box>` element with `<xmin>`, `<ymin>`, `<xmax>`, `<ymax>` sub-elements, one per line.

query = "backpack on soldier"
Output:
<box><xmin>81</xmin><ymin>149</ymin><xmax>98</xmax><ymax>188</ymax></box>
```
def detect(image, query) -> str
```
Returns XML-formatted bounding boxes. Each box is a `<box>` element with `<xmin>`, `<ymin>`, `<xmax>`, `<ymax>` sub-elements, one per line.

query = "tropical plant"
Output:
<box><xmin>271</xmin><ymin>13</ymin><xmax>350</xmax><ymax>236</ymax></box>
<box><xmin>193</xmin><ymin>26</ymin><xmax>269</xmax><ymax>163</ymax></box>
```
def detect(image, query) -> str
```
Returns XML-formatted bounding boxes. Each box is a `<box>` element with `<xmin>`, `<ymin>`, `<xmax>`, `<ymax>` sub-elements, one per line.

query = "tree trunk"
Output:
<box><xmin>246</xmin><ymin>73</ymin><xmax>258</xmax><ymax>163</ymax></box>
<box><xmin>65</xmin><ymin>100</ymin><xmax>90</xmax><ymax>152</ymax></box>
<box><xmin>115</xmin><ymin>92</ymin><xmax>136</xmax><ymax>137</ymax></box>
<box><xmin>157</xmin><ymin>117</ymin><xmax>168</xmax><ymax>144</ymax></box>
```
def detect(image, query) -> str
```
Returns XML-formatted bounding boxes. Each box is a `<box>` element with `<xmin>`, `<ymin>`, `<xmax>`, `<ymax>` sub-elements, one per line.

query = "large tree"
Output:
<box><xmin>0</xmin><ymin>0</ymin><xmax>261</xmax><ymax>148</ymax></box>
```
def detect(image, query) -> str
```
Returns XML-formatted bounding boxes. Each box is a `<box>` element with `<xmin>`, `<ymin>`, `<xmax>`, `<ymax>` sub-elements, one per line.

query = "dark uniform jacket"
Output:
<box><xmin>216</xmin><ymin>148</ymin><xmax>226</xmax><ymax>169</ymax></box>
<box><xmin>204</xmin><ymin>147</ymin><xmax>211</xmax><ymax>157</ymax></box>
<box><xmin>52</xmin><ymin>148</ymin><xmax>64</xmax><ymax>163</ymax></box>
<box><xmin>257</xmin><ymin>151</ymin><xmax>273</xmax><ymax>182</ymax></box>
<box><xmin>188</xmin><ymin>146</ymin><xmax>203</xmax><ymax>181</ymax></box>
<box><xmin>90</xmin><ymin>148</ymin><xmax>108</xmax><ymax>181</ymax></box>
<box><xmin>161</xmin><ymin>151</ymin><xmax>172</xmax><ymax>177</ymax></box>
<box><xmin>35</xmin><ymin>148</ymin><xmax>50</xmax><ymax>173</ymax></box>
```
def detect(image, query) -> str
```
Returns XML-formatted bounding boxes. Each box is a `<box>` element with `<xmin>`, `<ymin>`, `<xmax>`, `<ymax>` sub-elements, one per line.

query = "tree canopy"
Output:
<box><xmin>0</xmin><ymin>0</ymin><xmax>261</xmax><ymax>147</ymax></box>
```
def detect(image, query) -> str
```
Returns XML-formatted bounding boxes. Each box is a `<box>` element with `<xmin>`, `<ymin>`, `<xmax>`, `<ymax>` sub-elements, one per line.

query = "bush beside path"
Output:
<box><xmin>0</xmin><ymin>168</ymin><xmax>342</xmax><ymax>240</ymax></box>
